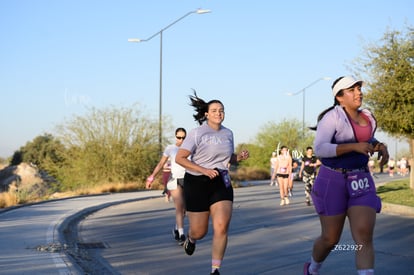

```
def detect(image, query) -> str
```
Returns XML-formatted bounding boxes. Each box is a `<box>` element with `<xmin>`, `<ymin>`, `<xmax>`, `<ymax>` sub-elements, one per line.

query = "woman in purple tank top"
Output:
<box><xmin>303</xmin><ymin>76</ymin><xmax>389</xmax><ymax>275</ymax></box>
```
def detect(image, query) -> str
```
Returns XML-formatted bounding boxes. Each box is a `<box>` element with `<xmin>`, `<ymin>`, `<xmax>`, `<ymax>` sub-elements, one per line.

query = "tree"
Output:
<box><xmin>10</xmin><ymin>133</ymin><xmax>66</xmax><ymax>180</ymax></box>
<box><xmin>10</xmin><ymin>151</ymin><xmax>23</xmax><ymax>166</ymax></box>
<box><xmin>55</xmin><ymin>104</ymin><xmax>170</xmax><ymax>190</ymax></box>
<box><xmin>353</xmin><ymin>25</ymin><xmax>414</xmax><ymax>188</ymax></box>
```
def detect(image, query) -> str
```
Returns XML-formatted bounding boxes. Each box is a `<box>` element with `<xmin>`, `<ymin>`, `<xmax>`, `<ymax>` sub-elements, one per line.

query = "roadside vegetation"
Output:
<box><xmin>377</xmin><ymin>178</ymin><xmax>414</xmax><ymax>207</ymax></box>
<box><xmin>0</xmin><ymin>180</ymin><xmax>151</xmax><ymax>208</ymax></box>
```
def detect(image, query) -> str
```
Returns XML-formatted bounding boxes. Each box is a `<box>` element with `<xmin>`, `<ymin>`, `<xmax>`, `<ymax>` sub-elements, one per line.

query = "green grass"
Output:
<box><xmin>377</xmin><ymin>179</ymin><xmax>414</xmax><ymax>207</ymax></box>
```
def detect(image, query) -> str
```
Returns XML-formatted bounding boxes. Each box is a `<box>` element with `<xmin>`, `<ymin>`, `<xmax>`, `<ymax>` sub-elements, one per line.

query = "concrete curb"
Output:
<box><xmin>381</xmin><ymin>202</ymin><xmax>414</xmax><ymax>217</ymax></box>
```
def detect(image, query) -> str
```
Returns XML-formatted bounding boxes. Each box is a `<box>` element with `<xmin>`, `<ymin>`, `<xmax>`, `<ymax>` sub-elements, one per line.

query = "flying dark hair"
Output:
<box><xmin>189</xmin><ymin>89</ymin><xmax>223</xmax><ymax>125</ymax></box>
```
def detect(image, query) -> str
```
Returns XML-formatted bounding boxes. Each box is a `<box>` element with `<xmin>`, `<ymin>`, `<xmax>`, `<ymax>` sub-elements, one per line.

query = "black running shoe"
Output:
<box><xmin>173</xmin><ymin>229</ymin><xmax>179</xmax><ymax>241</ymax></box>
<box><xmin>211</xmin><ymin>269</ymin><xmax>220</xmax><ymax>275</ymax></box>
<box><xmin>183</xmin><ymin>237</ymin><xmax>196</xmax><ymax>255</ymax></box>
<box><xmin>178</xmin><ymin>235</ymin><xmax>186</xmax><ymax>246</ymax></box>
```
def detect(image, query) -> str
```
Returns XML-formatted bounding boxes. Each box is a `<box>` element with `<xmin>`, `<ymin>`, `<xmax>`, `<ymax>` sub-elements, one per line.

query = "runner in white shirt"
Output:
<box><xmin>146</xmin><ymin>128</ymin><xmax>187</xmax><ymax>245</ymax></box>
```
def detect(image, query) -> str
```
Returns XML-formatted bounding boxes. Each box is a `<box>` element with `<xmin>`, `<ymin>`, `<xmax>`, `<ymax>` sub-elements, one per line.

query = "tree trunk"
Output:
<box><xmin>410</xmin><ymin>138</ymin><xmax>414</xmax><ymax>190</ymax></box>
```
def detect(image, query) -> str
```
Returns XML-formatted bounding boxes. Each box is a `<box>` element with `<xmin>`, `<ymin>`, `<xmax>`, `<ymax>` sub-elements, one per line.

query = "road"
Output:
<box><xmin>0</xmin><ymin>173</ymin><xmax>413</xmax><ymax>274</ymax></box>
<box><xmin>0</xmin><ymin>190</ymin><xmax>161</xmax><ymax>274</ymax></box>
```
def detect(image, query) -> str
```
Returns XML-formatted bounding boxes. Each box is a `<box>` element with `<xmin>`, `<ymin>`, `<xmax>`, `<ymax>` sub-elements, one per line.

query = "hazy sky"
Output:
<box><xmin>1</xmin><ymin>0</ymin><xmax>412</xmax><ymax>158</ymax></box>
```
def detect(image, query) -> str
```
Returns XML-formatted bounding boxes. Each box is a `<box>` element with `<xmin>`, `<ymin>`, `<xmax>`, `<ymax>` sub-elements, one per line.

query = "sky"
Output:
<box><xmin>0</xmin><ymin>0</ymin><xmax>412</xmax><ymax>159</ymax></box>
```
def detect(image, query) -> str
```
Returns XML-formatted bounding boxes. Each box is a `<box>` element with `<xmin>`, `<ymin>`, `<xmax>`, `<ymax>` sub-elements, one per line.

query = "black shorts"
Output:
<box><xmin>277</xmin><ymin>173</ymin><xmax>289</xmax><ymax>179</ymax></box>
<box><xmin>184</xmin><ymin>172</ymin><xmax>234</xmax><ymax>212</ymax></box>
<box><xmin>177</xmin><ymin>178</ymin><xmax>184</xmax><ymax>188</ymax></box>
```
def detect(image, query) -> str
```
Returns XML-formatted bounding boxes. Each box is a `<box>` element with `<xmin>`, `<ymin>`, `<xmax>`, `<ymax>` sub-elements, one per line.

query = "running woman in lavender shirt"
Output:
<box><xmin>303</xmin><ymin>76</ymin><xmax>389</xmax><ymax>275</ymax></box>
<box><xmin>176</xmin><ymin>91</ymin><xmax>249</xmax><ymax>275</ymax></box>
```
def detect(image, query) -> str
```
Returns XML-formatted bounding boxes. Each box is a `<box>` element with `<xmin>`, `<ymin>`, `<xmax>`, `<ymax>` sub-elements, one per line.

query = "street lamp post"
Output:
<box><xmin>286</xmin><ymin>77</ymin><xmax>331</xmax><ymax>137</ymax></box>
<box><xmin>128</xmin><ymin>9</ymin><xmax>211</xmax><ymax>154</ymax></box>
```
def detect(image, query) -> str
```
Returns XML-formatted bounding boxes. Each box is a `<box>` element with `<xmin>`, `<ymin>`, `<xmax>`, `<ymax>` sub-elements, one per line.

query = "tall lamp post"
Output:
<box><xmin>128</xmin><ymin>9</ymin><xmax>211</xmax><ymax>154</ymax></box>
<box><xmin>286</xmin><ymin>77</ymin><xmax>331</xmax><ymax>137</ymax></box>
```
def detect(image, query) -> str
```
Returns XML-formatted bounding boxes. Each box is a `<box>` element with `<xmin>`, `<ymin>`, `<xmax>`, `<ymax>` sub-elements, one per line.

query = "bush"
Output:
<box><xmin>230</xmin><ymin>167</ymin><xmax>269</xmax><ymax>182</ymax></box>
<box><xmin>55</xmin><ymin>104</ymin><xmax>169</xmax><ymax>190</ymax></box>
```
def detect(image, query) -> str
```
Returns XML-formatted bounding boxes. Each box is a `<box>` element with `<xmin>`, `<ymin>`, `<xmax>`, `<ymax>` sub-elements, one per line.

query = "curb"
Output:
<box><xmin>381</xmin><ymin>202</ymin><xmax>414</xmax><ymax>218</ymax></box>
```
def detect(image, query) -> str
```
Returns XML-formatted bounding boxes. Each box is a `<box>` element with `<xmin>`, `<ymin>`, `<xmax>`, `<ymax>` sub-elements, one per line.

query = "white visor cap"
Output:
<box><xmin>332</xmin><ymin>76</ymin><xmax>364</xmax><ymax>96</ymax></box>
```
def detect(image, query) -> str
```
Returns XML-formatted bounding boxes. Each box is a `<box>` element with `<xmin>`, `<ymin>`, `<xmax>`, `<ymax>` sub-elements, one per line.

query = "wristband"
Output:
<box><xmin>368</xmin><ymin>138</ymin><xmax>379</xmax><ymax>147</ymax></box>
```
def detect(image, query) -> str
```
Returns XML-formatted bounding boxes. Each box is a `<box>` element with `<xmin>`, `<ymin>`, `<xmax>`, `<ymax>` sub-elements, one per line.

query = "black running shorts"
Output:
<box><xmin>276</xmin><ymin>173</ymin><xmax>289</xmax><ymax>179</ymax></box>
<box><xmin>184</xmin><ymin>172</ymin><xmax>234</xmax><ymax>212</ymax></box>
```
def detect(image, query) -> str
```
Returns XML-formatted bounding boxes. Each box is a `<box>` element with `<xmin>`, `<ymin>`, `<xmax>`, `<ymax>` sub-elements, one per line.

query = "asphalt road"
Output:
<box><xmin>0</xmin><ymin>190</ymin><xmax>161</xmax><ymax>274</ymax></box>
<box><xmin>0</xmin><ymin>174</ymin><xmax>413</xmax><ymax>274</ymax></box>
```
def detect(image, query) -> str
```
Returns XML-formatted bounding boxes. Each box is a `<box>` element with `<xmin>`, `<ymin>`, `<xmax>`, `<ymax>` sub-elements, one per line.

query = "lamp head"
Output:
<box><xmin>128</xmin><ymin>38</ymin><xmax>142</xmax><ymax>43</ymax></box>
<box><xmin>196</xmin><ymin>9</ymin><xmax>211</xmax><ymax>14</ymax></box>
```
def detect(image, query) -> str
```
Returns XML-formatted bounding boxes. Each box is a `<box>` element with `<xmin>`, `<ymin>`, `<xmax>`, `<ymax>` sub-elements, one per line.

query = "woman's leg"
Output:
<box><xmin>210</xmin><ymin>200</ymin><xmax>233</xmax><ymax>261</ymax></box>
<box><xmin>162</xmin><ymin>171</ymin><xmax>171</xmax><ymax>200</ymax></box>
<box><xmin>312</xmin><ymin>214</ymin><xmax>346</xmax><ymax>262</ymax></box>
<box><xmin>347</xmin><ymin>206</ymin><xmax>376</xmax><ymax>270</ymax></box>
<box><xmin>279</xmin><ymin>177</ymin><xmax>290</xmax><ymax>204</ymax></box>
<box><xmin>170</xmin><ymin>187</ymin><xmax>185</xmax><ymax>231</ymax></box>
<box><xmin>288</xmin><ymin>174</ymin><xmax>294</xmax><ymax>194</ymax></box>
<box><xmin>277</xmin><ymin>177</ymin><xmax>285</xmax><ymax>205</ymax></box>
<box><xmin>278</xmin><ymin>177</ymin><xmax>286</xmax><ymax>198</ymax></box>
<box><xmin>186</xmin><ymin>211</ymin><xmax>210</xmax><ymax>240</ymax></box>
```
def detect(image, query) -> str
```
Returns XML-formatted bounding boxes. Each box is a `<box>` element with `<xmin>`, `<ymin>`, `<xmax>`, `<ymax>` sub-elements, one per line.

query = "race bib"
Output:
<box><xmin>346</xmin><ymin>172</ymin><xmax>374</xmax><ymax>198</ymax></box>
<box><xmin>217</xmin><ymin>169</ymin><xmax>231</xmax><ymax>188</ymax></box>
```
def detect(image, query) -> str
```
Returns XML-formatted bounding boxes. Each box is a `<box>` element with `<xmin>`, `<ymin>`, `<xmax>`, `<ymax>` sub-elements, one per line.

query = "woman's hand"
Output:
<box><xmin>353</xmin><ymin>142</ymin><xmax>375</xmax><ymax>156</ymax></box>
<box><xmin>237</xmin><ymin>150</ymin><xmax>250</xmax><ymax>161</ymax></box>
<box><xmin>145</xmin><ymin>175</ymin><xmax>154</xmax><ymax>189</ymax></box>
<box><xmin>202</xmin><ymin>168</ymin><xmax>219</xmax><ymax>179</ymax></box>
<box><xmin>374</xmin><ymin>143</ymin><xmax>389</xmax><ymax>166</ymax></box>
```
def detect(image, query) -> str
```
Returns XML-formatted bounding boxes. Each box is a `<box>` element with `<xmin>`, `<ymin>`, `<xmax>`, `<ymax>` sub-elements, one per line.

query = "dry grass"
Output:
<box><xmin>75</xmin><ymin>182</ymin><xmax>147</xmax><ymax>195</ymax></box>
<box><xmin>49</xmin><ymin>180</ymin><xmax>164</xmax><ymax>198</ymax></box>
<box><xmin>1</xmin><ymin>180</ymin><xmax>165</xmax><ymax>209</ymax></box>
<box><xmin>1</xmin><ymin>167</ymin><xmax>270</xmax><ymax>209</ymax></box>
<box><xmin>230</xmin><ymin>166</ymin><xmax>269</xmax><ymax>182</ymax></box>
<box><xmin>0</xmin><ymin>190</ymin><xmax>19</xmax><ymax>208</ymax></box>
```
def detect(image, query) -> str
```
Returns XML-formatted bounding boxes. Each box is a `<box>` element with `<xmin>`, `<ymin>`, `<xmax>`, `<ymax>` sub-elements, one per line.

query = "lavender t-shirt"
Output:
<box><xmin>180</xmin><ymin>122</ymin><xmax>234</xmax><ymax>176</ymax></box>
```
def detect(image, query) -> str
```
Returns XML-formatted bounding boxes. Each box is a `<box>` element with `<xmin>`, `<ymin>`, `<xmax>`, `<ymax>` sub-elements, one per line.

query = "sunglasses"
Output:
<box><xmin>176</xmin><ymin>136</ymin><xmax>186</xmax><ymax>140</ymax></box>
